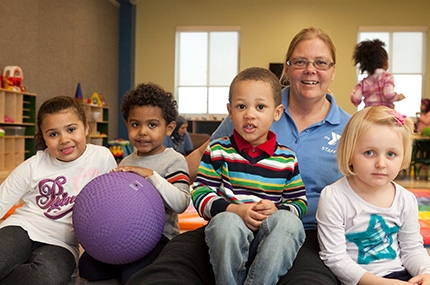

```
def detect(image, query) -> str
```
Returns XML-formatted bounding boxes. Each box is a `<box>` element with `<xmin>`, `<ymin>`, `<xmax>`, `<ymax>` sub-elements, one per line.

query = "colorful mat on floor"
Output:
<box><xmin>408</xmin><ymin>188</ymin><xmax>430</xmax><ymax>246</ymax></box>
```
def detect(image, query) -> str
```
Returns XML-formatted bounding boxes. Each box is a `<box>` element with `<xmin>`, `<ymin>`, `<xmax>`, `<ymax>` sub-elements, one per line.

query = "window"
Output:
<box><xmin>356</xmin><ymin>27</ymin><xmax>426</xmax><ymax>117</ymax></box>
<box><xmin>175</xmin><ymin>27</ymin><xmax>240</xmax><ymax>116</ymax></box>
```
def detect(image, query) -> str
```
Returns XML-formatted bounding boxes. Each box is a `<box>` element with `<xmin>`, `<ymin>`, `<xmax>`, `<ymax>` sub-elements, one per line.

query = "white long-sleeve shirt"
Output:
<box><xmin>317</xmin><ymin>177</ymin><xmax>430</xmax><ymax>284</ymax></box>
<box><xmin>0</xmin><ymin>144</ymin><xmax>117</xmax><ymax>264</ymax></box>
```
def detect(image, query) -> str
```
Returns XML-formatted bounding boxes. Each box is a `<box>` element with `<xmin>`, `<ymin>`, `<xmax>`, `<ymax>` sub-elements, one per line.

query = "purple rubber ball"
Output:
<box><xmin>72</xmin><ymin>171</ymin><xmax>165</xmax><ymax>264</ymax></box>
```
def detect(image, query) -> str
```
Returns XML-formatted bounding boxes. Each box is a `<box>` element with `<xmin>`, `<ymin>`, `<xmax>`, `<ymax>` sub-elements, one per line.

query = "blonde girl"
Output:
<box><xmin>317</xmin><ymin>106</ymin><xmax>430</xmax><ymax>285</ymax></box>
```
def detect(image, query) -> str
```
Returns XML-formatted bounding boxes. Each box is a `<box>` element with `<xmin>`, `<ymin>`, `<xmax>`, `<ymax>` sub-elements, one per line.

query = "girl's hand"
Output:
<box><xmin>359</xmin><ymin>272</ymin><xmax>410</xmax><ymax>285</ymax></box>
<box><xmin>226</xmin><ymin>203</ymin><xmax>267</xmax><ymax>232</ymax></box>
<box><xmin>408</xmin><ymin>273</ymin><xmax>430</xmax><ymax>285</ymax></box>
<box><xmin>111</xmin><ymin>166</ymin><xmax>153</xmax><ymax>178</ymax></box>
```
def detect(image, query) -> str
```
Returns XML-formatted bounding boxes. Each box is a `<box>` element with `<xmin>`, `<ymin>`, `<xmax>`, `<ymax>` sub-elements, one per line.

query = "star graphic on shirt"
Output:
<box><xmin>345</xmin><ymin>214</ymin><xmax>399</xmax><ymax>264</ymax></box>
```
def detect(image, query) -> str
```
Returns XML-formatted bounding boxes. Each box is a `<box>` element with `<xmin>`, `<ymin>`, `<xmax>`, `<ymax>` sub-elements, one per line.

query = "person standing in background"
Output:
<box><xmin>350</xmin><ymin>39</ymin><xmax>405</xmax><ymax>109</ymax></box>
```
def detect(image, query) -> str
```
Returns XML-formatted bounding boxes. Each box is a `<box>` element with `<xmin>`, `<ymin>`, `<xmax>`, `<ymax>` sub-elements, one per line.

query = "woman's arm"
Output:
<box><xmin>186</xmin><ymin>140</ymin><xmax>209</xmax><ymax>183</ymax></box>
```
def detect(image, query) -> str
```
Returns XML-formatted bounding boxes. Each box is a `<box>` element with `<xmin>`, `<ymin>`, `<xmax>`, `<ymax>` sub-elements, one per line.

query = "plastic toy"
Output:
<box><xmin>72</xmin><ymin>172</ymin><xmax>165</xmax><ymax>264</ymax></box>
<box><xmin>2</xmin><ymin>66</ymin><xmax>24</xmax><ymax>91</ymax></box>
<box><xmin>0</xmin><ymin>128</ymin><xmax>4</xmax><ymax>137</ymax></box>
<box><xmin>90</xmin><ymin>92</ymin><xmax>102</xmax><ymax>106</ymax></box>
<box><xmin>4</xmin><ymin>116</ymin><xmax>14</xmax><ymax>123</ymax></box>
<box><xmin>108</xmin><ymin>139</ymin><xmax>133</xmax><ymax>160</ymax></box>
<box><xmin>98</xmin><ymin>93</ymin><xmax>108</xmax><ymax>107</ymax></box>
<box><xmin>74</xmin><ymin>83</ymin><xmax>83</xmax><ymax>102</ymax></box>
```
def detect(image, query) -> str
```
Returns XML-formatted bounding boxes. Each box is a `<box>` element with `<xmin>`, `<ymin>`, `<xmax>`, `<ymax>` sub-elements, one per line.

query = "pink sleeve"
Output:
<box><xmin>350</xmin><ymin>82</ymin><xmax>363</xmax><ymax>107</ymax></box>
<box><xmin>382</xmin><ymin>73</ymin><xmax>399</xmax><ymax>102</ymax></box>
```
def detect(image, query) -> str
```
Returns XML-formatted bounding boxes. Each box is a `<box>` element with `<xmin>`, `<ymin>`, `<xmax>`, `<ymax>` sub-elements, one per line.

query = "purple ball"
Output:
<box><xmin>73</xmin><ymin>172</ymin><xmax>165</xmax><ymax>264</ymax></box>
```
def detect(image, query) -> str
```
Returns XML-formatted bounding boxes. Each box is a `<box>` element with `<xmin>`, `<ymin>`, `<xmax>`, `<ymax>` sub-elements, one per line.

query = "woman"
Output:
<box><xmin>163</xmin><ymin>115</ymin><xmax>194</xmax><ymax>155</ymax></box>
<box><xmin>127</xmin><ymin>27</ymin><xmax>351</xmax><ymax>285</ymax></box>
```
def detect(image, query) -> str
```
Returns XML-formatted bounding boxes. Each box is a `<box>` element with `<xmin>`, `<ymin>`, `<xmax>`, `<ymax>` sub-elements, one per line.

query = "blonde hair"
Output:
<box><xmin>337</xmin><ymin>106</ymin><xmax>413</xmax><ymax>176</ymax></box>
<box><xmin>280</xmin><ymin>27</ymin><xmax>336</xmax><ymax>85</ymax></box>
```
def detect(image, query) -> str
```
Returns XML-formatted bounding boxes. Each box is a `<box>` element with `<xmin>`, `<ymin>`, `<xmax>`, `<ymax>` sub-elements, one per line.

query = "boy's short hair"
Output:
<box><xmin>229</xmin><ymin>67</ymin><xmax>282</xmax><ymax>105</ymax></box>
<box><xmin>121</xmin><ymin>83</ymin><xmax>178</xmax><ymax>124</ymax></box>
<box><xmin>337</xmin><ymin>106</ymin><xmax>413</xmax><ymax>175</ymax></box>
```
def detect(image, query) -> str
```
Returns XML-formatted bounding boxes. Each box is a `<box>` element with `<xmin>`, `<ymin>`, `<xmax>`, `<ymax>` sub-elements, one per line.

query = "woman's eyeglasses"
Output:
<box><xmin>286</xmin><ymin>58</ymin><xmax>335</xmax><ymax>71</ymax></box>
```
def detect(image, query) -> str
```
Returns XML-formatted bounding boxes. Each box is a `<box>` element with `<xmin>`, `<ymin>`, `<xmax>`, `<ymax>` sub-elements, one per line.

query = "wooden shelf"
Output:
<box><xmin>83</xmin><ymin>103</ymin><xmax>109</xmax><ymax>147</ymax></box>
<box><xmin>0</xmin><ymin>89</ymin><xmax>36</xmax><ymax>171</ymax></box>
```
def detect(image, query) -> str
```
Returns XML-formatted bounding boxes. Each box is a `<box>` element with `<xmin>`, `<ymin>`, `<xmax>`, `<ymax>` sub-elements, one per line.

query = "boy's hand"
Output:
<box><xmin>252</xmin><ymin>199</ymin><xmax>277</xmax><ymax>216</ymax></box>
<box><xmin>227</xmin><ymin>200</ymin><xmax>276</xmax><ymax>232</ymax></box>
<box><xmin>111</xmin><ymin>166</ymin><xmax>153</xmax><ymax>178</ymax></box>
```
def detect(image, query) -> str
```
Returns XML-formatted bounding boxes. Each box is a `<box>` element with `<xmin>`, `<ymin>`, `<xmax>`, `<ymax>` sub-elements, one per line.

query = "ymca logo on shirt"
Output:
<box><xmin>322</xmin><ymin>132</ymin><xmax>341</xmax><ymax>153</ymax></box>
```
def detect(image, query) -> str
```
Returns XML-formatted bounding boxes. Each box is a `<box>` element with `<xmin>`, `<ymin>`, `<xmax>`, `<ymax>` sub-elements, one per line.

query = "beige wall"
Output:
<box><xmin>135</xmin><ymin>0</ymin><xmax>430</xmax><ymax>115</ymax></box>
<box><xmin>0</xmin><ymin>0</ymin><xmax>119</xmax><ymax>139</ymax></box>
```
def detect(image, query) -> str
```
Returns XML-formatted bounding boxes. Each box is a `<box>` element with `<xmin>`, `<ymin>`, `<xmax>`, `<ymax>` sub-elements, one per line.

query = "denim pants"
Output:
<box><xmin>0</xmin><ymin>226</ymin><xmax>75</xmax><ymax>285</ymax></box>
<box><xmin>205</xmin><ymin>210</ymin><xmax>305</xmax><ymax>285</ymax></box>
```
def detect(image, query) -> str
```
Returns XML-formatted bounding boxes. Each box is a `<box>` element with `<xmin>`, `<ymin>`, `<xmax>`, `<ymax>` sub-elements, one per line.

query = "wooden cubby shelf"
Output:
<box><xmin>0</xmin><ymin>88</ymin><xmax>36</xmax><ymax>172</ymax></box>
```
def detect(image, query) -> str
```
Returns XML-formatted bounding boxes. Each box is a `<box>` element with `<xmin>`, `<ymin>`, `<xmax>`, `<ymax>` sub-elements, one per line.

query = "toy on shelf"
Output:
<box><xmin>90</xmin><ymin>92</ymin><xmax>102</xmax><ymax>106</ymax></box>
<box><xmin>2</xmin><ymin>66</ymin><xmax>25</xmax><ymax>92</ymax></box>
<box><xmin>109</xmin><ymin>139</ymin><xmax>133</xmax><ymax>161</ymax></box>
<box><xmin>98</xmin><ymin>93</ymin><xmax>108</xmax><ymax>107</ymax></box>
<box><xmin>4</xmin><ymin>116</ymin><xmax>14</xmax><ymax>123</ymax></box>
<box><xmin>74</xmin><ymin>83</ymin><xmax>84</xmax><ymax>102</ymax></box>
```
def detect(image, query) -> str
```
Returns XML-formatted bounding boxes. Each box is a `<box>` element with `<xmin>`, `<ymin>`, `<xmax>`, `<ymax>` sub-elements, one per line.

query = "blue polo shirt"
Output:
<box><xmin>212</xmin><ymin>86</ymin><xmax>351</xmax><ymax>230</ymax></box>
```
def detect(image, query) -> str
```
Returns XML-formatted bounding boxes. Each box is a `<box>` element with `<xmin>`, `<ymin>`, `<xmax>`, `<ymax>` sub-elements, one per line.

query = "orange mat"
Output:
<box><xmin>178</xmin><ymin>205</ymin><xmax>207</xmax><ymax>231</ymax></box>
<box><xmin>1</xmin><ymin>203</ymin><xmax>23</xmax><ymax>220</ymax></box>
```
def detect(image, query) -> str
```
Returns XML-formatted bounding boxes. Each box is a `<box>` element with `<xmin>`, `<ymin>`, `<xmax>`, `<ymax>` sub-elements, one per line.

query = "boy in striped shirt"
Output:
<box><xmin>192</xmin><ymin>67</ymin><xmax>307</xmax><ymax>285</ymax></box>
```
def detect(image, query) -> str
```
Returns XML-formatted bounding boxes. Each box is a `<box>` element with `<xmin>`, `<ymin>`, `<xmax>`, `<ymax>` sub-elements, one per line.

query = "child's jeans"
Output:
<box><xmin>205</xmin><ymin>210</ymin><xmax>305</xmax><ymax>285</ymax></box>
<box><xmin>0</xmin><ymin>226</ymin><xmax>75</xmax><ymax>285</ymax></box>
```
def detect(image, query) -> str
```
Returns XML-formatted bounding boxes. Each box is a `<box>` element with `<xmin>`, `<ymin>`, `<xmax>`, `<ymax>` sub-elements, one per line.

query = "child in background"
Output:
<box><xmin>192</xmin><ymin>67</ymin><xmax>307</xmax><ymax>285</ymax></box>
<box><xmin>317</xmin><ymin>106</ymin><xmax>430</xmax><ymax>284</ymax></box>
<box><xmin>0</xmin><ymin>96</ymin><xmax>117</xmax><ymax>284</ymax></box>
<box><xmin>350</xmin><ymin>39</ymin><xmax>405</xmax><ymax>109</ymax></box>
<box><xmin>163</xmin><ymin>115</ymin><xmax>193</xmax><ymax>155</ymax></box>
<box><xmin>416</xmin><ymin>98</ymin><xmax>430</xmax><ymax>134</ymax></box>
<box><xmin>79</xmin><ymin>83</ymin><xmax>191</xmax><ymax>284</ymax></box>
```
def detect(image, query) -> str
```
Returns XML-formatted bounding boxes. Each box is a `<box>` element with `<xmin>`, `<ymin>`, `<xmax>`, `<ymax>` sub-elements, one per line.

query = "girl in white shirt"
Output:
<box><xmin>0</xmin><ymin>96</ymin><xmax>117</xmax><ymax>284</ymax></box>
<box><xmin>317</xmin><ymin>106</ymin><xmax>430</xmax><ymax>285</ymax></box>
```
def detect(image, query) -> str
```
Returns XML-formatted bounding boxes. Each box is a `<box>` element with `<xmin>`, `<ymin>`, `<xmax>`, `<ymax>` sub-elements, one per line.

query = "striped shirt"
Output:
<box><xmin>192</xmin><ymin>134</ymin><xmax>307</xmax><ymax>220</ymax></box>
